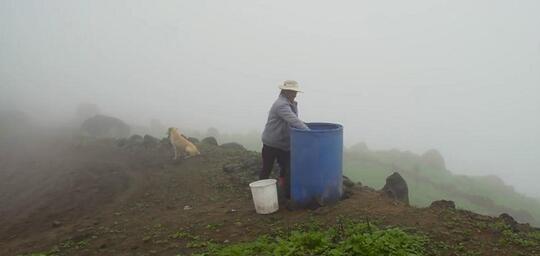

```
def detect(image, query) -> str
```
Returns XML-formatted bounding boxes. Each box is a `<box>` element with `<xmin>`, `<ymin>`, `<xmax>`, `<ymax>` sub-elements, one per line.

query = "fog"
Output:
<box><xmin>1</xmin><ymin>1</ymin><xmax>539</xmax><ymax>197</ymax></box>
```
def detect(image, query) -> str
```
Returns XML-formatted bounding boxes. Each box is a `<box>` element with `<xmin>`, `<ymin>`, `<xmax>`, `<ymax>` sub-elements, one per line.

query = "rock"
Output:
<box><xmin>81</xmin><ymin>114</ymin><xmax>131</xmax><ymax>139</ymax></box>
<box><xmin>421</xmin><ymin>149</ymin><xmax>446</xmax><ymax>170</ymax></box>
<box><xmin>183</xmin><ymin>205</ymin><xmax>192</xmax><ymax>210</ymax></box>
<box><xmin>381</xmin><ymin>172</ymin><xmax>409</xmax><ymax>204</ymax></box>
<box><xmin>201</xmin><ymin>136</ymin><xmax>218</xmax><ymax>146</ymax></box>
<box><xmin>499</xmin><ymin>213</ymin><xmax>519</xmax><ymax>232</ymax></box>
<box><xmin>343</xmin><ymin>176</ymin><xmax>355</xmax><ymax>188</ymax></box>
<box><xmin>430</xmin><ymin>200</ymin><xmax>456</xmax><ymax>210</ymax></box>
<box><xmin>356</xmin><ymin>181</ymin><xmax>363</xmax><ymax>186</ymax></box>
<box><xmin>241</xmin><ymin>156</ymin><xmax>261</xmax><ymax>171</ymax></box>
<box><xmin>143</xmin><ymin>134</ymin><xmax>160</xmax><ymax>149</ymax></box>
<box><xmin>220</xmin><ymin>142</ymin><xmax>246</xmax><ymax>151</ymax></box>
<box><xmin>187</xmin><ymin>137</ymin><xmax>199</xmax><ymax>144</ymax></box>
<box><xmin>52</xmin><ymin>220</ymin><xmax>62</xmax><ymax>228</ymax></box>
<box><xmin>223</xmin><ymin>163</ymin><xmax>244</xmax><ymax>173</ymax></box>
<box><xmin>116</xmin><ymin>138</ymin><xmax>128</xmax><ymax>147</ymax></box>
<box><xmin>342</xmin><ymin>186</ymin><xmax>354</xmax><ymax>200</ymax></box>
<box><xmin>127</xmin><ymin>134</ymin><xmax>143</xmax><ymax>146</ymax></box>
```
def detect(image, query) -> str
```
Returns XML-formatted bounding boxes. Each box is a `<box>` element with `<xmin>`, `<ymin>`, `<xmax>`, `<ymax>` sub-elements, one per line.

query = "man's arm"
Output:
<box><xmin>276</xmin><ymin>104</ymin><xmax>310</xmax><ymax>130</ymax></box>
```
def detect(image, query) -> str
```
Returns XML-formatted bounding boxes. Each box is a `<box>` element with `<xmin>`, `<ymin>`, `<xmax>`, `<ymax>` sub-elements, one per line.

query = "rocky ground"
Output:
<box><xmin>1</xmin><ymin>135</ymin><xmax>539</xmax><ymax>256</ymax></box>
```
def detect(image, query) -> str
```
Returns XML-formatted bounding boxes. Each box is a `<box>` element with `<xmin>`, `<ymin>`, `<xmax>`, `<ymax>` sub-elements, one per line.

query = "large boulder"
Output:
<box><xmin>342</xmin><ymin>176</ymin><xmax>355</xmax><ymax>200</ymax></box>
<box><xmin>160</xmin><ymin>137</ymin><xmax>170</xmax><ymax>145</ymax></box>
<box><xmin>343</xmin><ymin>175</ymin><xmax>355</xmax><ymax>188</ymax></box>
<box><xmin>221</xmin><ymin>153</ymin><xmax>262</xmax><ymax>185</ymax></box>
<box><xmin>81</xmin><ymin>115</ymin><xmax>130</xmax><ymax>139</ymax></box>
<box><xmin>421</xmin><ymin>149</ymin><xmax>446</xmax><ymax>170</ymax></box>
<box><xmin>381</xmin><ymin>172</ymin><xmax>409</xmax><ymax>204</ymax></box>
<box><xmin>499</xmin><ymin>213</ymin><xmax>519</xmax><ymax>231</ymax></box>
<box><xmin>220</xmin><ymin>142</ymin><xmax>246</xmax><ymax>151</ymax></box>
<box><xmin>201</xmin><ymin>136</ymin><xmax>218</xmax><ymax>146</ymax></box>
<box><xmin>187</xmin><ymin>137</ymin><xmax>200</xmax><ymax>144</ymax></box>
<box><xmin>116</xmin><ymin>138</ymin><xmax>128</xmax><ymax>147</ymax></box>
<box><xmin>127</xmin><ymin>135</ymin><xmax>143</xmax><ymax>147</ymax></box>
<box><xmin>143</xmin><ymin>134</ymin><xmax>160</xmax><ymax>149</ymax></box>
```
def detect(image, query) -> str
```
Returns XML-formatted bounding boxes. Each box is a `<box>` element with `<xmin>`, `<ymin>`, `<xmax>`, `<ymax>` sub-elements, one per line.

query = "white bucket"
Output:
<box><xmin>249</xmin><ymin>179</ymin><xmax>279</xmax><ymax>214</ymax></box>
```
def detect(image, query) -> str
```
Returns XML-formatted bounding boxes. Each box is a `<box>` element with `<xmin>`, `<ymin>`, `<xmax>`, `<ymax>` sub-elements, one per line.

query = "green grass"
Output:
<box><xmin>343</xmin><ymin>149</ymin><xmax>540</xmax><ymax>226</ymax></box>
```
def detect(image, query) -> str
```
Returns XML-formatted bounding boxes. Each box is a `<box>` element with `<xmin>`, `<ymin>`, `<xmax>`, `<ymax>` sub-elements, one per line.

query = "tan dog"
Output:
<box><xmin>167</xmin><ymin>127</ymin><xmax>201</xmax><ymax>159</ymax></box>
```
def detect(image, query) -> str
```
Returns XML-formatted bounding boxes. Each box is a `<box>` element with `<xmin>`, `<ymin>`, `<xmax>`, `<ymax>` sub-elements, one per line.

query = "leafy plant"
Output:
<box><xmin>193</xmin><ymin>220</ymin><xmax>427</xmax><ymax>256</ymax></box>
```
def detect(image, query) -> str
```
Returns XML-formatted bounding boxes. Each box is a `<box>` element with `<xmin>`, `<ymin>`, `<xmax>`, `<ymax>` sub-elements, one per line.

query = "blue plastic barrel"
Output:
<box><xmin>290</xmin><ymin>122</ymin><xmax>343</xmax><ymax>207</ymax></box>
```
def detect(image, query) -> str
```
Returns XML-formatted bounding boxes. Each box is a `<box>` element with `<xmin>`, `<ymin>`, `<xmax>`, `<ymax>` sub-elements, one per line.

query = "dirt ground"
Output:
<box><xmin>1</xmin><ymin>136</ymin><xmax>539</xmax><ymax>256</ymax></box>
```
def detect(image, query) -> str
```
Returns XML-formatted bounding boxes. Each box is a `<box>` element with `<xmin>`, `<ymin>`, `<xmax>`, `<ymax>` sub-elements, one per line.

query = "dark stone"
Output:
<box><xmin>223</xmin><ymin>163</ymin><xmax>244</xmax><ymax>173</ymax></box>
<box><xmin>242</xmin><ymin>156</ymin><xmax>260</xmax><ymax>168</ymax></box>
<box><xmin>342</xmin><ymin>187</ymin><xmax>354</xmax><ymax>200</ymax></box>
<box><xmin>116</xmin><ymin>138</ymin><xmax>128</xmax><ymax>147</ymax></box>
<box><xmin>188</xmin><ymin>137</ymin><xmax>199</xmax><ymax>144</ymax></box>
<box><xmin>52</xmin><ymin>220</ymin><xmax>62</xmax><ymax>228</ymax></box>
<box><xmin>430</xmin><ymin>200</ymin><xmax>456</xmax><ymax>210</ymax></box>
<box><xmin>201</xmin><ymin>136</ymin><xmax>218</xmax><ymax>146</ymax></box>
<box><xmin>128</xmin><ymin>134</ymin><xmax>143</xmax><ymax>144</ymax></box>
<box><xmin>343</xmin><ymin>176</ymin><xmax>355</xmax><ymax>188</ymax></box>
<box><xmin>381</xmin><ymin>172</ymin><xmax>409</xmax><ymax>204</ymax></box>
<box><xmin>160</xmin><ymin>137</ymin><xmax>169</xmax><ymax>144</ymax></box>
<box><xmin>143</xmin><ymin>134</ymin><xmax>160</xmax><ymax>148</ymax></box>
<box><xmin>81</xmin><ymin>114</ymin><xmax>130</xmax><ymax>139</ymax></box>
<box><xmin>220</xmin><ymin>142</ymin><xmax>246</xmax><ymax>151</ymax></box>
<box><xmin>499</xmin><ymin>213</ymin><xmax>519</xmax><ymax>232</ymax></box>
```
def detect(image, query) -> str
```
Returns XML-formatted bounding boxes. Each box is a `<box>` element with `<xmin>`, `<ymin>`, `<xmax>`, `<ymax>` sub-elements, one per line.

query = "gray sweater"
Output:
<box><xmin>261</xmin><ymin>95</ymin><xmax>309</xmax><ymax>151</ymax></box>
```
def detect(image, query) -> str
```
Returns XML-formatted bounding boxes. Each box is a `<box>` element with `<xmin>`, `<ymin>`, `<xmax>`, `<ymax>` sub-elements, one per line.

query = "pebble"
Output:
<box><xmin>52</xmin><ymin>220</ymin><xmax>62</xmax><ymax>228</ymax></box>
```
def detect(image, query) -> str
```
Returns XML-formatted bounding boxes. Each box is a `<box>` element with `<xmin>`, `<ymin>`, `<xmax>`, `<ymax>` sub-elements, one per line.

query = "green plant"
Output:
<box><xmin>170</xmin><ymin>231</ymin><xmax>191</xmax><ymax>239</ymax></box>
<box><xmin>194</xmin><ymin>220</ymin><xmax>427</xmax><ymax>256</ymax></box>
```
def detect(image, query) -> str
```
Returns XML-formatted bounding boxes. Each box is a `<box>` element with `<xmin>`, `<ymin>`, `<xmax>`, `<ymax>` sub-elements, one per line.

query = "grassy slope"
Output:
<box><xmin>343</xmin><ymin>148</ymin><xmax>540</xmax><ymax>226</ymax></box>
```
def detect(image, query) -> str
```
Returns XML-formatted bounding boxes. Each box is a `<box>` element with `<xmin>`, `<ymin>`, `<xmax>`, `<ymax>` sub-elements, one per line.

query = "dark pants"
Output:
<box><xmin>260</xmin><ymin>144</ymin><xmax>290</xmax><ymax>198</ymax></box>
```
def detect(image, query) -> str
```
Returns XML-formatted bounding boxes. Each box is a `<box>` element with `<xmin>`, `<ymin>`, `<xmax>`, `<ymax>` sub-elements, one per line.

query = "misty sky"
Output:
<box><xmin>1</xmin><ymin>1</ymin><xmax>539</xmax><ymax>197</ymax></box>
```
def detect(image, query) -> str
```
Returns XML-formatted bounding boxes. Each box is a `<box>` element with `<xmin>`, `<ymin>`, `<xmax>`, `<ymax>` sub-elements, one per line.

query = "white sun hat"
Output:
<box><xmin>278</xmin><ymin>80</ymin><xmax>303</xmax><ymax>92</ymax></box>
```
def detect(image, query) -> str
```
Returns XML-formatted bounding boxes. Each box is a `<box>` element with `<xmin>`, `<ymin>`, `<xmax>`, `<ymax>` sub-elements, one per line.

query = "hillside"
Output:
<box><xmin>200</xmin><ymin>132</ymin><xmax>540</xmax><ymax>226</ymax></box>
<box><xmin>1</xmin><ymin>135</ymin><xmax>540</xmax><ymax>255</ymax></box>
<box><xmin>344</xmin><ymin>143</ymin><xmax>540</xmax><ymax>226</ymax></box>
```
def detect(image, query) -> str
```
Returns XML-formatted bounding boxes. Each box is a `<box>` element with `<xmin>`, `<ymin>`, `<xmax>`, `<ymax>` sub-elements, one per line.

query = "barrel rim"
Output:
<box><xmin>249</xmin><ymin>179</ymin><xmax>277</xmax><ymax>188</ymax></box>
<box><xmin>291</xmin><ymin>122</ymin><xmax>343</xmax><ymax>133</ymax></box>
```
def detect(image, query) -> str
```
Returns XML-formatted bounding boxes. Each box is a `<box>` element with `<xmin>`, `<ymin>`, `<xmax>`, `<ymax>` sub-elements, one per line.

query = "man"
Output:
<box><xmin>261</xmin><ymin>80</ymin><xmax>310</xmax><ymax>199</ymax></box>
